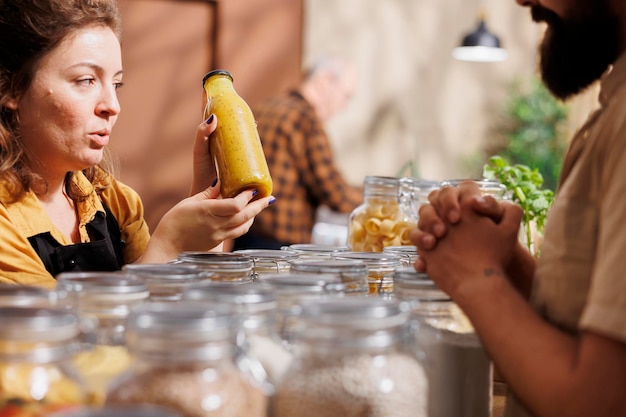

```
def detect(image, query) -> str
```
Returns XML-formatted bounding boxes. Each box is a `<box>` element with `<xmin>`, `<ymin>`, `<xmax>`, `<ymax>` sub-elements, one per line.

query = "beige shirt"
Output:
<box><xmin>505</xmin><ymin>53</ymin><xmax>626</xmax><ymax>417</ymax></box>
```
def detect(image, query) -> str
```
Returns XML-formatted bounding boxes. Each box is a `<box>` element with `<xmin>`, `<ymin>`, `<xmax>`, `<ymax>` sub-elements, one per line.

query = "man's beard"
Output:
<box><xmin>532</xmin><ymin>4</ymin><xmax>621</xmax><ymax>101</ymax></box>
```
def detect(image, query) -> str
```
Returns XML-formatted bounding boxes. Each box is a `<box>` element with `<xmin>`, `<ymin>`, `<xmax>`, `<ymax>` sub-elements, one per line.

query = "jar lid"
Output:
<box><xmin>293</xmin><ymin>298</ymin><xmax>411</xmax><ymax>348</ymax></box>
<box><xmin>202</xmin><ymin>69</ymin><xmax>233</xmax><ymax>85</ymax></box>
<box><xmin>56</xmin><ymin>272</ymin><xmax>149</xmax><ymax>298</ymax></box>
<box><xmin>289</xmin><ymin>259</ymin><xmax>368</xmax><ymax>274</ymax></box>
<box><xmin>125</xmin><ymin>302</ymin><xmax>235</xmax><ymax>361</ymax></box>
<box><xmin>333</xmin><ymin>251</ymin><xmax>403</xmax><ymax>268</ymax></box>
<box><xmin>440</xmin><ymin>178</ymin><xmax>508</xmax><ymax>199</ymax></box>
<box><xmin>285</xmin><ymin>244</ymin><xmax>349</xmax><ymax>256</ymax></box>
<box><xmin>0</xmin><ymin>306</ymin><xmax>79</xmax><ymax>342</ymax></box>
<box><xmin>393</xmin><ymin>267</ymin><xmax>450</xmax><ymax>301</ymax></box>
<box><xmin>0</xmin><ymin>284</ymin><xmax>68</xmax><ymax>308</ymax></box>
<box><xmin>260</xmin><ymin>273</ymin><xmax>346</xmax><ymax>293</ymax></box>
<box><xmin>122</xmin><ymin>263</ymin><xmax>211</xmax><ymax>282</ymax></box>
<box><xmin>176</xmin><ymin>252</ymin><xmax>254</xmax><ymax>271</ymax></box>
<box><xmin>183</xmin><ymin>282</ymin><xmax>277</xmax><ymax>312</ymax></box>
<box><xmin>234</xmin><ymin>249</ymin><xmax>298</xmax><ymax>261</ymax></box>
<box><xmin>49</xmin><ymin>405</ymin><xmax>182</xmax><ymax>417</ymax></box>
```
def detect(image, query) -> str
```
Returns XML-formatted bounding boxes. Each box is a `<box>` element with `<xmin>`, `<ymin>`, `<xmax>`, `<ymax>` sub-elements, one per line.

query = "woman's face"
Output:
<box><xmin>9</xmin><ymin>25</ymin><xmax>123</xmax><ymax>177</ymax></box>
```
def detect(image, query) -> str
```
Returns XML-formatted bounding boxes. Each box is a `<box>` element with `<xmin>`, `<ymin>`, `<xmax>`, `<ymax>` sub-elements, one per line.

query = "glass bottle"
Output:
<box><xmin>333</xmin><ymin>251</ymin><xmax>403</xmax><ymax>296</ymax></box>
<box><xmin>394</xmin><ymin>267</ymin><xmax>492</xmax><ymax>417</ymax></box>
<box><xmin>105</xmin><ymin>302</ymin><xmax>268</xmax><ymax>417</ymax></box>
<box><xmin>202</xmin><ymin>69</ymin><xmax>273</xmax><ymax>199</ymax></box>
<box><xmin>272</xmin><ymin>298</ymin><xmax>428</xmax><ymax>417</ymax></box>
<box><xmin>0</xmin><ymin>306</ymin><xmax>89</xmax><ymax>414</ymax></box>
<box><xmin>383</xmin><ymin>245</ymin><xmax>419</xmax><ymax>267</ymax></box>
<box><xmin>0</xmin><ymin>284</ymin><xmax>70</xmax><ymax>308</ymax></box>
<box><xmin>347</xmin><ymin>176</ymin><xmax>417</xmax><ymax>252</ymax></box>
<box><xmin>55</xmin><ymin>272</ymin><xmax>150</xmax><ymax>405</ymax></box>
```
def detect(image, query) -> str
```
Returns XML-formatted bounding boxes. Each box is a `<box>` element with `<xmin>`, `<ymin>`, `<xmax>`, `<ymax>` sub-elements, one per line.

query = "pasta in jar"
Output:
<box><xmin>348</xmin><ymin>177</ymin><xmax>417</xmax><ymax>252</ymax></box>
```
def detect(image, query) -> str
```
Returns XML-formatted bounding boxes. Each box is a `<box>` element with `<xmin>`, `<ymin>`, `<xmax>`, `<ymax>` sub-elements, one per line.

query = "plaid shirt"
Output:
<box><xmin>246</xmin><ymin>90</ymin><xmax>363</xmax><ymax>245</ymax></box>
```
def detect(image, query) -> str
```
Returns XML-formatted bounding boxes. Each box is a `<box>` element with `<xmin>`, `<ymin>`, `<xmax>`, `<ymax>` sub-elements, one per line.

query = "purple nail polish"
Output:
<box><xmin>268</xmin><ymin>197</ymin><xmax>276</xmax><ymax>205</ymax></box>
<box><xmin>252</xmin><ymin>189</ymin><xmax>258</xmax><ymax>197</ymax></box>
<box><xmin>205</xmin><ymin>114</ymin><xmax>215</xmax><ymax>124</ymax></box>
<box><xmin>211</xmin><ymin>177</ymin><xmax>218</xmax><ymax>187</ymax></box>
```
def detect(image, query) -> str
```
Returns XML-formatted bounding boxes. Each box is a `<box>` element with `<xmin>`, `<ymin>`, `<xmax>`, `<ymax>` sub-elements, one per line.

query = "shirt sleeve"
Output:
<box><xmin>100</xmin><ymin>179</ymin><xmax>151</xmax><ymax>264</ymax></box>
<box><xmin>290</xmin><ymin>109</ymin><xmax>363</xmax><ymax>213</ymax></box>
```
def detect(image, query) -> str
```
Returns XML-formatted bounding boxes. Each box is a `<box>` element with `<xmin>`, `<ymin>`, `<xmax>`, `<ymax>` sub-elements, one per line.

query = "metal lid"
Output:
<box><xmin>333</xmin><ymin>251</ymin><xmax>403</xmax><ymax>268</ymax></box>
<box><xmin>0</xmin><ymin>306</ymin><xmax>79</xmax><ymax>342</ymax></box>
<box><xmin>176</xmin><ymin>252</ymin><xmax>254</xmax><ymax>270</ymax></box>
<box><xmin>56</xmin><ymin>272</ymin><xmax>148</xmax><ymax>296</ymax></box>
<box><xmin>0</xmin><ymin>284</ymin><xmax>68</xmax><ymax>307</ymax></box>
<box><xmin>49</xmin><ymin>405</ymin><xmax>182</xmax><ymax>417</ymax></box>
<box><xmin>202</xmin><ymin>69</ymin><xmax>233</xmax><ymax>86</ymax></box>
<box><xmin>290</xmin><ymin>259</ymin><xmax>368</xmax><ymax>274</ymax></box>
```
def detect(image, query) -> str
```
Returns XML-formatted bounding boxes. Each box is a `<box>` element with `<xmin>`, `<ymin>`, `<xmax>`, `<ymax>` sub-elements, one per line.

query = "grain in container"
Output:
<box><xmin>394</xmin><ymin>267</ymin><xmax>492</xmax><ymax>417</ymax></box>
<box><xmin>105</xmin><ymin>302</ymin><xmax>268</xmax><ymax>417</ymax></box>
<box><xmin>333</xmin><ymin>251</ymin><xmax>403</xmax><ymax>296</ymax></box>
<box><xmin>272</xmin><ymin>298</ymin><xmax>428</xmax><ymax>417</ymax></box>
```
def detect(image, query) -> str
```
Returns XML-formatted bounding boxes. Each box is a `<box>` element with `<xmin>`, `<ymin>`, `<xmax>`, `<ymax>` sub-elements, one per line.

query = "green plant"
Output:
<box><xmin>483</xmin><ymin>155</ymin><xmax>554</xmax><ymax>254</ymax></box>
<box><xmin>488</xmin><ymin>77</ymin><xmax>569</xmax><ymax>191</ymax></box>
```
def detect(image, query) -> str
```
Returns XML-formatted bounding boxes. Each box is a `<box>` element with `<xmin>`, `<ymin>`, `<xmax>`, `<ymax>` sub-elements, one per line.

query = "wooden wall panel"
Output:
<box><xmin>113</xmin><ymin>0</ymin><xmax>302</xmax><ymax>231</ymax></box>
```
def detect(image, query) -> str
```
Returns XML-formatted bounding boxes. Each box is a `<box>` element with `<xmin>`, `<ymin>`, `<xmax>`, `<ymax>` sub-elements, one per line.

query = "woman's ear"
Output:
<box><xmin>1</xmin><ymin>97</ymin><xmax>18</xmax><ymax>110</ymax></box>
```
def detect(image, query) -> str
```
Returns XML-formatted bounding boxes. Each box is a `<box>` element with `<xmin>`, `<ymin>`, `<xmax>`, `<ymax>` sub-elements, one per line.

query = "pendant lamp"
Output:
<box><xmin>452</xmin><ymin>12</ymin><xmax>508</xmax><ymax>63</ymax></box>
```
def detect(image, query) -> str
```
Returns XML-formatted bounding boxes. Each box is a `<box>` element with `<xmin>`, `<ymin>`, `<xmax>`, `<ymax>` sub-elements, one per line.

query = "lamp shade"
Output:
<box><xmin>452</xmin><ymin>19</ymin><xmax>508</xmax><ymax>63</ymax></box>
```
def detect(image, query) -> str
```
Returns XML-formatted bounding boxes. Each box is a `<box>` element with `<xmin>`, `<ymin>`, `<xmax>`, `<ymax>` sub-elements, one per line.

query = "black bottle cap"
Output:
<box><xmin>202</xmin><ymin>69</ymin><xmax>233</xmax><ymax>86</ymax></box>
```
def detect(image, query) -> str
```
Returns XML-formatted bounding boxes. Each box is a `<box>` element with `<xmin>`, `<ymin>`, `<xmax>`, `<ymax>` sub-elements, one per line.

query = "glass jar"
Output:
<box><xmin>49</xmin><ymin>405</ymin><xmax>182</xmax><ymax>417</ymax></box>
<box><xmin>0</xmin><ymin>284</ymin><xmax>70</xmax><ymax>308</ymax></box>
<box><xmin>234</xmin><ymin>249</ymin><xmax>297</xmax><ymax>278</ymax></box>
<box><xmin>289</xmin><ymin>258</ymin><xmax>369</xmax><ymax>294</ymax></box>
<box><xmin>105</xmin><ymin>302</ymin><xmax>268</xmax><ymax>417</ymax></box>
<box><xmin>439</xmin><ymin>178</ymin><xmax>508</xmax><ymax>200</ymax></box>
<box><xmin>0</xmin><ymin>306</ymin><xmax>89</xmax><ymax>414</ymax></box>
<box><xmin>272</xmin><ymin>298</ymin><xmax>428</xmax><ymax>417</ymax></box>
<box><xmin>183</xmin><ymin>282</ymin><xmax>292</xmax><ymax>385</ymax></box>
<box><xmin>257</xmin><ymin>273</ymin><xmax>346</xmax><ymax>343</ymax></box>
<box><xmin>333</xmin><ymin>251</ymin><xmax>403</xmax><ymax>296</ymax></box>
<box><xmin>202</xmin><ymin>69</ymin><xmax>273</xmax><ymax>199</ymax></box>
<box><xmin>283</xmin><ymin>243</ymin><xmax>349</xmax><ymax>260</ymax></box>
<box><xmin>122</xmin><ymin>263</ymin><xmax>213</xmax><ymax>301</ymax></box>
<box><xmin>348</xmin><ymin>176</ymin><xmax>417</xmax><ymax>252</ymax></box>
<box><xmin>175</xmin><ymin>252</ymin><xmax>254</xmax><ymax>282</ymax></box>
<box><xmin>383</xmin><ymin>245</ymin><xmax>419</xmax><ymax>266</ymax></box>
<box><xmin>55</xmin><ymin>272</ymin><xmax>149</xmax><ymax>405</ymax></box>
<box><xmin>394</xmin><ymin>267</ymin><xmax>492</xmax><ymax>417</ymax></box>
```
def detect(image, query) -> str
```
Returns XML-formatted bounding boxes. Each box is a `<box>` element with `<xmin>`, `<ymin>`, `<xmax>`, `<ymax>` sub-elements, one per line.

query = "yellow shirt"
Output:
<box><xmin>505</xmin><ymin>53</ymin><xmax>626</xmax><ymax>416</ymax></box>
<box><xmin>0</xmin><ymin>171</ymin><xmax>150</xmax><ymax>289</ymax></box>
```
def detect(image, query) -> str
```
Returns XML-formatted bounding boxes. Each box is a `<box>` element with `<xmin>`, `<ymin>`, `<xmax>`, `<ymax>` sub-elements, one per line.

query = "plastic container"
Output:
<box><xmin>347</xmin><ymin>176</ymin><xmax>417</xmax><ymax>252</ymax></box>
<box><xmin>289</xmin><ymin>258</ymin><xmax>369</xmax><ymax>294</ymax></box>
<box><xmin>394</xmin><ymin>267</ymin><xmax>492</xmax><ymax>417</ymax></box>
<box><xmin>122</xmin><ymin>263</ymin><xmax>212</xmax><ymax>301</ymax></box>
<box><xmin>0</xmin><ymin>306</ymin><xmax>89</xmax><ymax>414</ymax></box>
<box><xmin>202</xmin><ymin>69</ymin><xmax>273</xmax><ymax>199</ymax></box>
<box><xmin>175</xmin><ymin>252</ymin><xmax>254</xmax><ymax>282</ymax></box>
<box><xmin>105</xmin><ymin>302</ymin><xmax>268</xmax><ymax>417</ymax></box>
<box><xmin>333</xmin><ymin>251</ymin><xmax>403</xmax><ymax>295</ymax></box>
<box><xmin>272</xmin><ymin>298</ymin><xmax>428</xmax><ymax>417</ymax></box>
<box><xmin>55</xmin><ymin>272</ymin><xmax>149</xmax><ymax>404</ymax></box>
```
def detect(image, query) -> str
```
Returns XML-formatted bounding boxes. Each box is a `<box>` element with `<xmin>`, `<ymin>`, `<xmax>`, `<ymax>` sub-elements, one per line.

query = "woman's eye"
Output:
<box><xmin>114</xmin><ymin>82</ymin><xmax>124</xmax><ymax>90</ymax></box>
<box><xmin>77</xmin><ymin>78</ymin><xmax>95</xmax><ymax>87</ymax></box>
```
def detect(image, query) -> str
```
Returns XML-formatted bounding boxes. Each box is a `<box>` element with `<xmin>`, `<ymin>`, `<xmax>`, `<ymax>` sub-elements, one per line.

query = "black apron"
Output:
<box><xmin>28</xmin><ymin>204</ymin><xmax>126</xmax><ymax>277</ymax></box>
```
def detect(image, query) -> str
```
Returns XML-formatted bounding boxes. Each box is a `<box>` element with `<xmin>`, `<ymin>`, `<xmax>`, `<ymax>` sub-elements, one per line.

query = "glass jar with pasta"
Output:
<box><xmin>347</xmin><ymin>176</ymin><xmax>417</xmax><ymax>252</ymax></box>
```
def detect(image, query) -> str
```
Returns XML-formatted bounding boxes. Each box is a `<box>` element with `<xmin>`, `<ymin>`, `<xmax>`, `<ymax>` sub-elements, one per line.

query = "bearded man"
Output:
<box><xmin>412</xmin><ymin>1</ymin><xmax>626</xmax><ymax>416</ymax></box>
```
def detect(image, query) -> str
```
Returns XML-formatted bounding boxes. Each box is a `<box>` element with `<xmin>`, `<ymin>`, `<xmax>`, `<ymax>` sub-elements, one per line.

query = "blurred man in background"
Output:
<box><xmin>233</xmin><ymin>56</ymin><xmax>362</xmax><ymax>250</ymax></box>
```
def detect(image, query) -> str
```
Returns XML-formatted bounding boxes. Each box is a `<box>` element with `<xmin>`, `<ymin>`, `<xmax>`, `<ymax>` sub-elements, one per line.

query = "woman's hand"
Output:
<box><xmin>140</xmin><ymin>182</ymin><xmax>275</xmax><ymax>262</ymax></box>
<box><xmin>191</xmin><ymin>114</ymin><xmax>218</xmax><ymax>195</ymax></box>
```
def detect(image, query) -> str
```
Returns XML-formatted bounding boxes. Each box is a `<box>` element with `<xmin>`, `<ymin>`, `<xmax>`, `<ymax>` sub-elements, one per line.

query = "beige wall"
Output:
<box><xmin>302</xmin><ymin>0</ymin><xmax>596</xmax><ymax>185</ymax></box>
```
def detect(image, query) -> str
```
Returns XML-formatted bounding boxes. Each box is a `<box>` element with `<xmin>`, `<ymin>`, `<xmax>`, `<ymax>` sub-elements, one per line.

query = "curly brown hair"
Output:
<box><xmin>0</xmin><ymin>0</ymin><xmax>122</xmax><ymax>202</ymax></box>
